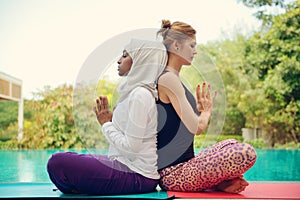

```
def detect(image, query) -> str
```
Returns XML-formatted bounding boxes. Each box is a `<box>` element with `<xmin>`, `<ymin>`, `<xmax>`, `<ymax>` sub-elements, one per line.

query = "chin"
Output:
<box><xmin>182</xmin><ymin>58</ymin><xmax>193</xmax><ymax>66</ymax></box>
<box><xmin>183</xmin><ymin>61</ymin><xmax>192</xmax><ymax>66</ymax></box>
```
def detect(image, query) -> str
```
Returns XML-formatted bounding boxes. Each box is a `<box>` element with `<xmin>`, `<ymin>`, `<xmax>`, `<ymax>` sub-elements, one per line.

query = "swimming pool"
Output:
<box><xmin>0</xmin><ymin>149</ymin><xmax>299</xmax><ymax>183</ymax></box>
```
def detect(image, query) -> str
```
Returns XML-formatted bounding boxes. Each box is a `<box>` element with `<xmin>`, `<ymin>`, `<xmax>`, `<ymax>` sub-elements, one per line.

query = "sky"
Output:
<box><xmin>0</xmin><ymin>0</ymin><xmax>260</xmax><ymax>99</ymax></box>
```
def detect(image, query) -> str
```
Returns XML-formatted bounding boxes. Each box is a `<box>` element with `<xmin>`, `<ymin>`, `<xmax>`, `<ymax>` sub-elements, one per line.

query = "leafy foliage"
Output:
<box><xmin>194</xmin><ymin>134</ymin><xmax>244</xmax><ymax>149</ymax></box>
<box><xmin>19</xmin><ymin>85</ymin><xmax>81</xmax><ymax>149</ymax></box>
<box><xmin>203</xmin><ymin>34</ymin><xmax>250</xmax><ymax>135</ymax></box>
<box><xmin>72</xmin><ymin>80</ymin><xmax>118</xmax><ymax>151</ymax></box>
<box><xmin>239</xmin><ymin>0</ymin><xmax>293</xmax><ymax>23</ymax></box>
<box><xmin>0</xmin><ymin>101</ymin><xmax>18</xmax><ymax>130</ymax></box>
<box><xmin>242</xmin><ymin>0</ymin><xmax>300</xmax><ymax>145</ymax></box>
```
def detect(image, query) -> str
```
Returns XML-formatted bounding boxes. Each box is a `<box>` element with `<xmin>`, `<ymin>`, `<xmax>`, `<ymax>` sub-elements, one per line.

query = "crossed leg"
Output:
<box><xmin>159</xmin><ymin>139</ymin><xmax>257</xmax><ymax>192</ymax></box>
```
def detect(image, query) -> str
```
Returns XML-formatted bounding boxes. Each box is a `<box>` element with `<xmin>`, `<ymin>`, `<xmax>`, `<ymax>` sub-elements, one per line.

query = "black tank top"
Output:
<box><xmin>157</xmin><ymin>81</ymin><xmax>199</xmax><ymax>170</ymax></box>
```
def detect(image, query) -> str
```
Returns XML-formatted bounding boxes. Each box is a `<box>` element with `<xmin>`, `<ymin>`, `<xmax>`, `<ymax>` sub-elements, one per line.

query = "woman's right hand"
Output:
<box><xmin>93</xmin><ymin>96</ymin><xmax>113</xmax><ymax>126</ymax></box>
<box><xmin>196</xmin><ymin>82</ymin><xmax>217</xmax><ymax>114</ymax></box>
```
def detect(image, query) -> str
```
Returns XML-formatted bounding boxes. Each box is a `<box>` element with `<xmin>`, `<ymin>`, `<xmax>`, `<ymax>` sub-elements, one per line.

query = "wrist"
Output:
<box><xmin>200</xmin><ymin>110</ymin><xmax>211</xmax><ymax>118</ymax></box>
<box><xmin>196</xmin><ymin>112</ymin><xmax>211</xmax><ymax>135</ymax></box>
<box><xmin>100</xmin><ymin>119</ymin><xmax>110</xmax><ymax>126</ymax></box>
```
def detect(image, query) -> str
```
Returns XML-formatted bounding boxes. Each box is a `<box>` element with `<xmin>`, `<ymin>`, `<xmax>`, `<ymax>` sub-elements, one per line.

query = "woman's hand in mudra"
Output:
<box><xmin>93</xmin><ymin>96</ymin><xmax>113</xmax><ymax>126</ymax></box>
<box><xmin>196</xmin><ymin>82</ymin><xmax>217</xmax><ymax>114</ymax></box>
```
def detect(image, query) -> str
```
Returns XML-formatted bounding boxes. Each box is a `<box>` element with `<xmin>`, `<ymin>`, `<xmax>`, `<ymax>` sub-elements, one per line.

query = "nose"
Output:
<box><xmin>117</xmin><ymin>57</ymin><xmax>122</xmax><ymax>64</ymax></box>
<box><xmin>193</xmin><ymin>49</ymin><xmax>197</xmax><ymax>55</ymax></box>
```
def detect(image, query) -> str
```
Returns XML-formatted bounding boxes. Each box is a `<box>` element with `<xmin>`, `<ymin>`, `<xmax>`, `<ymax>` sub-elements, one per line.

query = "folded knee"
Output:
<box><xmin>233</xmin><ymin>142</ymin><xmax>257</xmax><ymax>166</ymax></box>
<box><xmin>243</xmin><ymin>143</ymin><xmax>257</xmax><ymax>163</ymax></box>
<box><xmin>47</xmin><ymin>152</ymin><xmax>66</xmax><ymax>174</ymax></box>
<box><xmin>227</xmin><ymin>142</ymin><xmax>257</xmax><ymax>167</ymax></box>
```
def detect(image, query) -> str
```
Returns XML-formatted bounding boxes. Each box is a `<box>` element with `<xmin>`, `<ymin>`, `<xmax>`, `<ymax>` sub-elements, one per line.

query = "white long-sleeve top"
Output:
<box><xmin>102</xmin><ymin>87</ymin><xmax>159</xmax><ymax>179</ymax></box>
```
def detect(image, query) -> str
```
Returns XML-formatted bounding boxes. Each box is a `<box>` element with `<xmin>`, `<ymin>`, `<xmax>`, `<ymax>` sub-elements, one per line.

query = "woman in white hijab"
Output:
<box><xmin>47</xmin><ymin>39</ymin><xmax>168</xmax><ymax>195</ymax></box>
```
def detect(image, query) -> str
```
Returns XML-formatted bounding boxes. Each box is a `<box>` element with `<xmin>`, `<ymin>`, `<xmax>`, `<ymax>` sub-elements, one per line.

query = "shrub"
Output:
<box><xmin>194</xmin><ymin>134</ymin><xmax>243</xmax><ymax>149</ymax></box>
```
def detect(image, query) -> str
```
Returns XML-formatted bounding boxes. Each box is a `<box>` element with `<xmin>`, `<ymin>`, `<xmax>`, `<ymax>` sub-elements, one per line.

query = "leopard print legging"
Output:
<box><xmin>159</xmin><ymin>139</ymin><xmax>257</xmax><ymax>191</ymax></box>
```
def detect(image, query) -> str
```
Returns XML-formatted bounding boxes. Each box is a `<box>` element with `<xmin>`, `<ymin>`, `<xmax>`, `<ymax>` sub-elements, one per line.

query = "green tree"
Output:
<box><xmin>203</xmin><ymin>34</ymin><xmax>250</xmax><ymax>135</ymax></box>
<box><xmin>0</xmin><ymin>101</ymin><xmax>18</xmax><ymax>130</ymax></box>
<box><xmin>241</xmin><ymin>0</ymin><xmax>300</xmax><ymax>145</ymax></box>
<box><xmin>239</xmin><ymin>0</ymin><xmax>292</xmax><ymax>24</ymax></box>
<box><xmin>0</xmin><ymin>100</ymin><xmax>32</xmax><ymax>141</ymax></box>
<box><xmin>72</xmin><ymin>80</ymin><xmax>118</xmax><ymax>151</ymax></box>
<box><xmin>1</xmin><ymin>79</ymin><xmax>119</xmax><ymax>149</ymax></box>
<box><xmin>20</xmin><ymin>84</ymin><xmax>82</xmax><ymax>149</ymax></box>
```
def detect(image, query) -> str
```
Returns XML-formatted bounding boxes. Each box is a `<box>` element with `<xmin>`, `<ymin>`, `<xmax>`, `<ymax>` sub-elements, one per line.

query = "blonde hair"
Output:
<box><xmin>157</xmin><ymin>20</ymin><xmax>196</xmax><ymax>51</ymax></box>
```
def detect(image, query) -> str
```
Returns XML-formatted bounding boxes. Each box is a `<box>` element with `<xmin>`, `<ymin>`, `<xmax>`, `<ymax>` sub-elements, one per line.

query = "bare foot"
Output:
<box><xmin>215</xmin><ymin>177</ymin><xmax>249</xmax><ymax>193</ymax></box>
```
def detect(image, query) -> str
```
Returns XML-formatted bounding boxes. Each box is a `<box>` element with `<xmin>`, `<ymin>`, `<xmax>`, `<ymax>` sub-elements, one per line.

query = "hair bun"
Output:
<box><xmin>161</xmin><ymin>20</ymin><xmax>171</xmax><ymax>29</ymax></box>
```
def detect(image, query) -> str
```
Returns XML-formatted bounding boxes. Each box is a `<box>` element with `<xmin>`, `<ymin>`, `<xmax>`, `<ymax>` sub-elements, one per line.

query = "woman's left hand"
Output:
<box><xmin>196</xmin><ymin>82</ymin><xmax>217</xmax><ymax>114</ymax></box>
<box><xmin>93</xmin><ymin>96</ymin><xmax>113</xmax><ymax>126</ymax></box>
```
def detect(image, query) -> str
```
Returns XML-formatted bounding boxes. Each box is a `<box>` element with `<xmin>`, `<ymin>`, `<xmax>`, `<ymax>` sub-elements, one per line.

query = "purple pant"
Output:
<box><xmin>47</xmin><ymin>152</ymin><xmax>158</xmax><ymax>195</ymax></box>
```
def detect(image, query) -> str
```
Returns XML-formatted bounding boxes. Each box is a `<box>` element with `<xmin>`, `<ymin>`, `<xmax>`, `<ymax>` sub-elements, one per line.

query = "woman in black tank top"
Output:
<box><xmin>157</xmin><ymin>71</ymin><xmax>197</xmax><ymax>170</ymax></box>
<box><xmin>156</xmin><ymin>20</ymin><xmax>256</xmax><ymax>194</ymax></box>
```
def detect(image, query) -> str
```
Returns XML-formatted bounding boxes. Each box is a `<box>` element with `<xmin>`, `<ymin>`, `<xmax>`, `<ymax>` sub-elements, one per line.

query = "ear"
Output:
<box><xmin>172</xmin><ymin>40</ymin><xmax>182</xmax><ymax>51</ymax></box>
<box><xmin>172</xmin><ymin>40</ymin><xmax>179</xmax><ymax>49</ymax></box>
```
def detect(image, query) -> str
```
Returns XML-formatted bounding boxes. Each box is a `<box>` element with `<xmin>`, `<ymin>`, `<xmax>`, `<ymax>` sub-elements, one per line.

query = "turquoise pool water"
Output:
<box><xmin>0</xmin><ymin>149</ymin><xmax>299</xmax><ymax>183</ymax></box>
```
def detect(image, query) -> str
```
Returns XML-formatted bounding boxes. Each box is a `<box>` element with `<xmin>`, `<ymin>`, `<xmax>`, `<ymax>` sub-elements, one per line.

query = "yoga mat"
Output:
<box><xmin>167</xmin><ymin>183</ymin><xmax>300</xmax><ymax>199</ymax></box>
<box><xmin>0</xmin><ymin>183</ymin><xmax>170</xmax><ymax>199</ymax></box>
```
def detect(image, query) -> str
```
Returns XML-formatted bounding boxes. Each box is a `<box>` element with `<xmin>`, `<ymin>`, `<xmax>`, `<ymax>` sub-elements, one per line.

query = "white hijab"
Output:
<box><xmin>117</xmin><ymin>39</ymin><xmax>168</xmax><ymax>103</ymax></box>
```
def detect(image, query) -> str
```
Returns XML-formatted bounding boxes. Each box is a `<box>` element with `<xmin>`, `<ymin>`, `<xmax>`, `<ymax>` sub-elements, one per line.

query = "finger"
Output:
<box><xmin>212</xmin><ymin>91</ymin><xmax>217</xmax><ymax>102</ymax></box>
<box><xmin>96</xmin><ymin>98</ymin><xmax>101</xmax><ymax>111</ymax></box>
<box><xmin>100</xmin><ymin>96</ymin><xmax>105</xmax><ymax>111</ymax></box>
<box><xmin>241</xmin><ymin>179</ymin><xmax>249</xmax><ymax>186</ymax></box>
<box><xmin>103</xmin><ymin>96</ymin><xmax>109</xmax><ymax>111</ymax></box>
<box><xmin>93</xmin><ymin>106</ymin><xmax>97</xmax><ymax>115</ymax></box>
<box><xmin>207</xmin><ymin>84</ymin><xmax>211</xmax><ymax>100</ymax></box>
<box><xmin>202</xmin><ymin>82</ymin><xmax>206</xmax><ymax>98</ymax></box>
<box><xmin>239</xmin><ymin>185</ymin><xmax>247</xmax><ymax>192</ymax></box>
<box><xmin>196</xmin><ymin>84</ymin><xmax>201</xmax><ymax>101</ymax></box>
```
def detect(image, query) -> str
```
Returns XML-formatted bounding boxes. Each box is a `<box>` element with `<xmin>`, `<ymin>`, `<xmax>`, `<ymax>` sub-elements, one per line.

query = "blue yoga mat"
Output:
<box><xmin>0</xmin><ymin>183</ymin><xmax>169</xmax><ymax>199</ymax></box>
